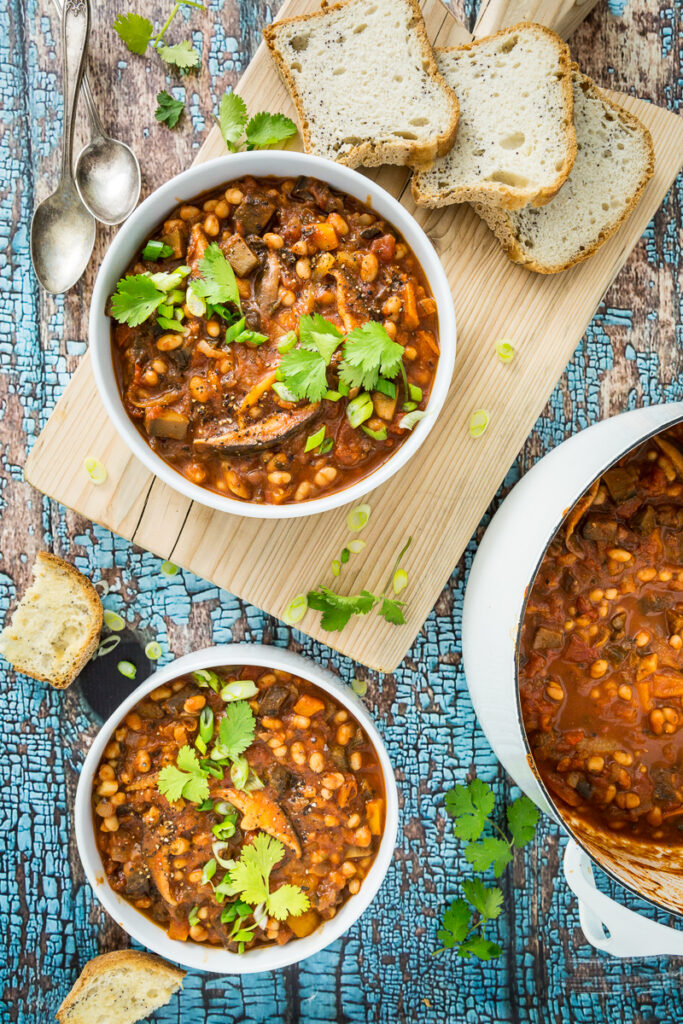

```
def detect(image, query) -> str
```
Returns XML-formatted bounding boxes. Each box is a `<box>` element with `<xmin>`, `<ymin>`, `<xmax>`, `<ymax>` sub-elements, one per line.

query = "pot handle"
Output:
<box><xmin>563</xmin><ymin>839</ymin><xmax>683</xmax><ymax>957</ymax></box>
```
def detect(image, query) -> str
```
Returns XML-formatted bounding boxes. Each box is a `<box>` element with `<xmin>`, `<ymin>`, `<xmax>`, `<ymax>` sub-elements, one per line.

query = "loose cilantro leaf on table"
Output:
<box><xmin>192</xmin><ymin>243</ymin><xmax>241</xmax><ymax>308</ymax></box>
<box><xmin>458</xmin><ymin>936</ymin><xmax>503</xmax><ymax>961</ymax></box>
<box><xmin>462</xmin><ymin>879</ymin><xmax>504</xmax><ymax>921</ymax></box>
<box><xmin>155</xmin><ymin>90</ymin><xmax>185</xmax><ymax>128</ymax></box>
<box><xmin>378</xmin><ymin>596</ymin><xmax>406</xmax><ymax>626</ymax></box>
<box><xmin>110</xmin><ymin>275</ymin><xmax>165</xmax><ymax>327</ymax></box>
<box><xmin>307</xmin><ymin>587</ymin><xmax>377</xmax><ymax>631</ymax></box>
<box><xmin>219</xmin><ymin>91</ymin><xmax>249</xmax><ymax>150</ymax></box>
<box><xmin>464</xmin><ymin>837</ymin><xmax>513</xmax><ymax>877</ymax></box>
<box><xmin>113</xmin><ymin>12</ymin><xmax>153</xmax><ymax>54</ymax></box>
<box><xmin>245</xmin><ymin>112</ymin><xmax>298</xmax><ymax>150</ymax></box>
<box><xmin>158</xmin><ymin>39</ymin><xmax>200</xmax><ymax>69</ymax></box>
<box><xmin>436</xmin><ymin>898</ymin><xmax>471</xmax><ymax>950</ymax></box>
<box><xmin>507</xmin><ymin>795</ymin><xmax>539</xmax><ymax>848</ymax></box>
<box><xmin>340</xmin><ymin>322</ymin><xmax>405</xmax><ymax>392</ymax></box>
<box><xmin>445</xmin><ymin>778</ymin><xmax>495</xmax><ymax>841</ymax></box>
<box><xmin>158</xmin><ymin>744</ymin><xmax>210</xmax><ymax>804</ymax></box>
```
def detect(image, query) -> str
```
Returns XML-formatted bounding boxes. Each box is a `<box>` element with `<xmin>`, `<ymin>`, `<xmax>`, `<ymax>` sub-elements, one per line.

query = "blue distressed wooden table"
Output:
<box><xmin>2</xmin><ymin>0</ymin><xmax>683</xmax><ymax>1020</ymax></box>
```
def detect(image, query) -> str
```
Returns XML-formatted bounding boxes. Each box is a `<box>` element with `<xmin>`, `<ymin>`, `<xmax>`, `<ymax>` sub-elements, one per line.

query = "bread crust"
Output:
<box><xmin>412</xmin><ymin>22</ymin><xmax>577</xmax><ymax>210</ymax></box>
<box><xmin>56</xmin><ymin>950</ymin><xmax>185</xmax><ymax>1023</ymax></box>
<box><xmin>0</xmin><ymin>551</ymin><xmax>103</xmax><ymax>688</ymax></box>
<box><xmin>263</xmin><ymin>0</ymin><xmax>459</xmax><ymax>170</ymax></box>
<box><xmin>472</xmin><ymin>72</ymin><xmax>655</xmax><ymax>274</ymax></box>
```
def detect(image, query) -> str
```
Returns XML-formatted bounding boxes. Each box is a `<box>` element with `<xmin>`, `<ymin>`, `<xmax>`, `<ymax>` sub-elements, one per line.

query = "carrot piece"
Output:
<box><xmin>337</xmin><ymin>779</ymin><xmax>358</xmax><ymax>808</ymax></box>
<box><xmin>366</xmin><ymin>798</ymin><xmax>384</xmax><ymax>836</ymax></box>
<box><xmin>239</xmin><ymin>370</ymin><xmax>279</xmax><ymax>412</ymax></box>
<box><xmin>418</xmin><ymin>329</ymin><xmax>440</xmax><ymax>357</ymax></box>
<box><xmin>310</xmin><ymin>223</ymin><xmax>338</xmax><ymax>251</ymax></box>
<box><xmin>287</xmin><ymin>909</ymin><xmax>321</xmax><ymax>938</ymax></box>
<box><xmin>168</xmin><ymin>919</ymin><xmax>189</xmax><ymax>941</ymax></box>
<box><xmin>293</xmin><ymin>694</ymin><xmax>325</xmax><ymax>717</ymax></box>
<box><xmin>401</xmin><ymin>281</ymin><xmax>420</xmax><ymax>329</ymax></box>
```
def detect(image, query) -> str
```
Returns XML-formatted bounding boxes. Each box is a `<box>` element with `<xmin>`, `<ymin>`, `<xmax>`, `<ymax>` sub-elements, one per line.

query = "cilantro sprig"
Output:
<box><xmin>158</xmin><ymin>745</ymin><xmax>211</xmax><ymax>804</ymax></box>
<box><xmin>191</xmin><ymin>243</ymin><xmax>241</xmax><ymax>309</ymax></box>
<box><xmin>218</xmin><ymin>90</ymin><xmax>297</xmax><ymax>153</ymax></box>
<box><xmin>435</xmin><ymin>778</ymin><xmax>539</xmax><ymax>960</ymax></box>
<box><xmin>339</xmin><ymin>322</ymin><xmax>405</xmax><ymax>392</ymax></box>
<box><xmin>155</xmin><ymin>90</ymin><xmax>185</xmax><ymax>129</ymax></box>
<box><xmin>114</xmin><ymin>1</ymin><xmax>203</xmax><ymax>72</ymax></box>
<box><xmin>227</xmin><ymin>833</ymin><xmax>309</xmax><ymax>920</ymax></box>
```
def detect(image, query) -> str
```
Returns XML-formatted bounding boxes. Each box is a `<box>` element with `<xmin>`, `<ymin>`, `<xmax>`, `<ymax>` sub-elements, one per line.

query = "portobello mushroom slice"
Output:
<box><xmin>222</xmin><ymin>233</ymin><xmax>260</xmax><ymax>277</ymax></box>
<box><xmin>193</xmin><ymin>403</ymin><xmax>320</xmax><ymax>454</ymax></box>
<box><xmin>233</xmin><ymin>194</ymin><xmax>276</xmax><ymax>235</ymax></box>
<box><xmin>144</xmin><ymin>408</ymin><xmax>189</xmax><ymax>440</ymax></box>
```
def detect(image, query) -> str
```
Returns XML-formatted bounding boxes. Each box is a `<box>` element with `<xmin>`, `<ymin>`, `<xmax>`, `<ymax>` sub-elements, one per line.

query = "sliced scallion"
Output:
<box><xmin>221</xmin><ymin>679</ymin><xmax>258</xmax><ymax>702</ymax></box>
<box><xmin>399</xmin><ymin>409</ymin><xmax>427</xmax><ymax>431</ymax></box>
<box><xmin>168</xmin><ymin>288</ymin><xmax>186</xmax><ymax>305</ymax></box>
<box><xmin>238</xmin><ymin>330</ymin><xmax>268</xmax><ymax>347</ymax></box>
<box><xmin>195</xmin><ymin>735</ymin><xmax>207</xmax><ymax>755</ymax></box>
<box><xmin>273</xmin><ymin>381</ymin><xmax>298</xmax><ymax>403</ymax></box>
<box><xmin>157</xmin><ymin>315</ymin><xmax>185</xmax><ymax>332</ymax></box>
<box><xmin>224</xmin><ymin>316</ymin><xmax>246</xmax><ymax>344</ymax></box>
<box><xmin>319</xmin><ymin>437</ymin><xmax>334</xmax><ymax>455</ymax></box>
<box><xmin>304</xmin><ymin>426</ymin><xmax>326</xmax><ymax>453</ymax></box>
<box><xmin>469</xmin><ymin>409</ymin><xmax>490</xmax><ymax>439</ymax></box>
<box><xmin>84</xmin><ymin>456</ymin><xmax>107</xmax><ymax>485</ymax></box>
<box><xmin>185</xmin><ymin>286</ymin><xmax>206</xmax><ymax>318</ymax></box>
<box><xmin>160</xmin><ymin>561</ymin><xmax>179</xmax><ymax>577</ymax></box>
<box><xmin>283</xmin><ymin>594</ymin><xmax>307</xmax><ymax>625</ymax></box>
<box><xmin>393</xmin><ymin>568</ymin><xmax>408</xmax><ymax>594</ymax></box>
<box><xmin>93</xmin><ymin>635</ymin><xmax>120</xmax><ymax>659</ymax></box>
<box><xmin>230</xmin><ymin>757</ymin><xmax>250</xmax><ymax>790</ymax></box>
<box><xmin>193</xmin><ymin>669</ymin><xmax>222</xmax><ymax>693</ymax></box>
<box><xmin>362</xmin><ymin>425</ymin><xmax>387</xmax><ymax>441</ymax></box>
<box><xmin>277</xmin><ymin>330</ymin><xmax>297</xmax><ymax>353</ymax></box>
<box><xmin>199</xmin><ymin>706</ymin><xmax>214</xmax><ymax>744</ymax></box>
<box><xmin>188</xmin><ymin>905</ymin><xmax>200</xmax><ymax>927</ymax></box>
<box><xmin>142</xmin><ymin>239</ymin><xmax>173</xmax><ymax>261</ymax></box>
<box><xmin>103</xmin><ymin>609</ymin><xmax>125</xmax><ymax>632</ymax></box>
<box><xmin>323</xmin><ymin>389</ymin><xmax>342</xmax><ymax>402</ymax></box>
<box><xmin>348</xmin><ymin>539</ymin><xmax>366</xmax><ymax>554</ymax></box>
<box><xmin>340</xmin><ymin>548</ymin><xmax>350</xmax><ymax>563</ymax></box>
<box><xmin>145</xmin><ymin>641</ymin><xmax>162</xmax><ymax>661</ymax></box>
<box><xmin>347</xmin><ymin>503</ymin><xmax>371</xmax><ymax>532</ymax></box>
<box><xmin>157</xmin><ymin>302</ymin><xmax>175</xmax><ymax>319</ymax></box>
<box><xmin>495</xmin><ymin>339</ymin><xmax>515</xmax><ymax>364</ymax></box>
<box><xmin>408</xmin><ymin>383</ymin><xmax>422</xmax><ymax>402</ymax></box>
<box><xmin>201</xmin><ymin>859</ymin><xmax>217</xmax><ymax>885</ymax></box>
<box><xmin>331</xmin><ymin>559</ymin><xmax>341</xmax><ymax>577</ymax></box>
<box><xmin>212</xmin><ymin>841</ymin><xmax>235</xmax><ymax>869</ymax></box>
<box><xmin>347</xmin><ymin>392</ymin><xmax>373</xmax><ymax>429</ymax></box>
<box><xmin>351</xmin><ymin>677</ymin><xmax>367</xmax><ymax>697</ymax></box>
<box><xmin>117</xmin><ymin>660</ymin><xmax>136</xmax><ymax>680</ymax></box>
<box><xmin>375</xmin><ymin>378</ymin><xmax>396</xmax><ymax>398</ymax></box>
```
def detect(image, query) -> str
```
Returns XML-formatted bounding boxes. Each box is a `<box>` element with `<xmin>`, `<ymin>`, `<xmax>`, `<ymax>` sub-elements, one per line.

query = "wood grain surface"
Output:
<box><xmin>24</xmin><ymin>0</ymin><xmax>683</xmax><ymax>672</ymax></box>
<box><xmin>2</xmin><ymin>0</ymin><xmax>683</xmax><ymax>1021</ymax></box>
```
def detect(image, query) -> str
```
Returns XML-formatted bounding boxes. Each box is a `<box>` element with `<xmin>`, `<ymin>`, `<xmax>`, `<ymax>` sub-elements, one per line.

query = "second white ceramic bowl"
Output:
<box><xmin>75</xmin><ymin>644</ymin><xmax>399</xmax><ymax>974</ymax></box>
<box><xmin>90</xmin><ymin>150</ymin><xmax>456</xmax><ymax>519</ymax></box>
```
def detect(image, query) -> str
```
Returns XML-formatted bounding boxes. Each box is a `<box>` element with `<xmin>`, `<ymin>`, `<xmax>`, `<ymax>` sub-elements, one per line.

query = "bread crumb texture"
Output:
<box><xmin>57</xmin><ymin>951</ymin><xmax>185</xmax><ymax>1024</ymax></box>
<box><xmin>0</xmin><ymin>551</ymin><xmax>103</xmax><ymax>688</ymax></box>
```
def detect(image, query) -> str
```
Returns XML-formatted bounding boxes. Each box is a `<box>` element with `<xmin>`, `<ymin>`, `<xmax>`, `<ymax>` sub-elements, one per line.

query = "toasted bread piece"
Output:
<box><xmin>263</xmin><ymin>0</ymin><xmax>459</xmax><ymax>170</ymax></box>
<box><xmin>0</xmin><ymin>551</ymin><xmax>103</xmax><ymax>688</ymax></box>
<box><xmin>56</xmin><ymin>951</ymin><xmax>185</xmax><ymax>1024</ymax></box>
<box><xmin>412</xmin><ymin>23</ymin><xmax>576</xmax><ymax>210</ymax></box>
<box><xmin>470</xmin><ymin>69</ymin><xmax>654</xmax><ymax>273</ymax></box>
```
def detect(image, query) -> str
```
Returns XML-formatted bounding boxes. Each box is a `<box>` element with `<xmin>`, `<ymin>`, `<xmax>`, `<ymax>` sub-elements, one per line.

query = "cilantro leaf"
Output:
<box><xmin>113</xmin><ymin>12</ymin><xmax>153</xmax><ymax>54</ymax></box>
<box><xmin>464</xmin><ymin>838</ymin><xmax>513</xmax><ymax>878</ymax></box>
<box><xmin>110</xmin><ymin>274</ymin><xmax>164</xmax><ymax>327</ymax></box>
<box><xmin>506</xmin><ymin>795</ymin><xmax>539</xmax><ymax>849</ymax></box>
<box><xmin>155</xmin><ymin>90</ymin><xmax>185</xmax><ymax>129</ymax></box>
<box><xmin>444</xmin><ymin>779</ymin><xmax>495</xmax><ymax>841</ymax></box>
<box><xmin>299</xmin><ymin>314</ymin><xmax>343</xmax><ymax>363</ymax></box>
<box><xmin>158</xmin><ymin>745</ymin><xmax>210</xmax><ymax>805</ymax></box>
<box><xmin>307</xmin><ymin>587</ymin><xmax>377</xmax><ymax>631</ymax></box>
<box><xmin>436</xmin><ymin>898</ymin><xmax>471</xmax><ymax>950</ymax></box>
<box><xmin>266</xmin><ymin>883</ymin><xmax>310</xmax><ymax>921</ymax></box>
<box><xmin>219</xmin><ymin>91</ymin><xmax>248</xmax><ymax>151</ymax></box>
<box><xmin>462</xmin><ymin>879</ymin><xmax>503</xmax><ymax>922</ymax></box>
<box><xmin>217</xmin><ymin>700</ymin><xmax>255</xmax><ymax>761</ymax></box>
<box><xmin>457</xmin><ymin>936</ymin><xmax>502</xmax><ymax>961</ymax></box>
<box><xmin>192</xmin><ymin>243</ymin><xmax>241</xmax><ymax>307</ymax></box>
<box><xmin>378</xmin><ymin>597</ymin><xmax>406</xmax><ymax>626</ymax></box>
<box><xmin>340</xmin><ymin>322</ymin><xmax>405</xmax><ymax>392</ymax></box>
<box><xmin>158</xmin><ymin>39</ymin><xmax>200</xmax><ymax>69</ymax></box>
<box><xmin>245</xmin><ymin>112</ymin><xmax>297</xmax><ymax>149</ymax></box>
<box><xmin>279</xmin><ymin>348</ymin><xmax>329</xmax><ymax>403</ymax></box>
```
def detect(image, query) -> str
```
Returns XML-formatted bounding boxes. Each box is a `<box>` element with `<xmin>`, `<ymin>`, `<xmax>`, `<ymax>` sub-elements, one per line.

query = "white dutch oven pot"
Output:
<box><xmin>463</xmin><ymin>403</ymin><xmax>683</xmax><ymax>958</ymax></box>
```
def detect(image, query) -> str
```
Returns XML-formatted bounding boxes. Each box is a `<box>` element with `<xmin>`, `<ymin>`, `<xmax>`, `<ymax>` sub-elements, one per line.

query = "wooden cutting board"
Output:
<box><xmin>25</xmin><ymin>0</ymin><xmax>683</xmax><ymax>672</ymax></box>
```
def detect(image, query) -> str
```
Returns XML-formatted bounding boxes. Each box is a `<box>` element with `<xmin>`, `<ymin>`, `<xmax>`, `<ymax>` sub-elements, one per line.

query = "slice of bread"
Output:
<box><xmin>263</xmin><ymin>0</ymin><xmax>459</xmax><ymax>170</ymax></box>
<box><xmin>471</xmin><ymin>69</ymin><xmax>655</xmax><ymax>273</ymax></box>
<box><xmin>56</xmin><ymin>951</ymin><xmax>185</xmax><ymax>1024</ymax></box>
<box><xmin>412</xmin><ymin>23</ymin><xmax>576</xmax><ymax>209</ymax></box>
<box><xmin>0</xmin><ymin>551</ymin><xmax>103</xmax><ymax>688</ymax></box>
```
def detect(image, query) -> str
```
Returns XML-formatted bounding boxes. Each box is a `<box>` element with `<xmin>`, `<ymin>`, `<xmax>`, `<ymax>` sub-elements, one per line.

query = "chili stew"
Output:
<box><xmin>110</xmin><ymin>175</ymin><xmax>439</xmax><ymax>505</ymax></box>
<box><xmin>92</xmin><ymin>665</ymin><xmax>385</xmax><ymax>952</ymax></box>
<box><xmin>519</xmin><ymin>425</ymin><xmax>683</xmax><ymax>844</ymax></box>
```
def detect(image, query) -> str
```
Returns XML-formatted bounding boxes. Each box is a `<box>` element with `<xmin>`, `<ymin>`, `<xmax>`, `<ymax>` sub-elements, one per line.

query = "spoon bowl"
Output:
<box><xmin>31</xmin><ymin>175</ymin><xmax>96</xmax><ymax>295</ymax></box>
<box><xmin>76</xmin><ymin>133</ymin><xmax>141</xmax><ymax>225</ymax></box>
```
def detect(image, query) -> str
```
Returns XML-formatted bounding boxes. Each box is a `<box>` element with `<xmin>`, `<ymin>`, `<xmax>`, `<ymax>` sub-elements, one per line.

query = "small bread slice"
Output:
<box><xmin>0</xmin><ymin>551</ymin><xmax>102</xmax><ymax>688</ymax></box>
<box><xmin>471</xmin><ymin>69</ymin><xmax>654</xmax><ymax>273</ymax></box>
<box><xmin>412</xmin><ymin>23</ymin><xmax>576</xmax><ymax>209</ymax></box>
<box><xmin>56</xmin><ymin>951</ymin><xmax>185</xmax><ymax>1024</ymax></box>
<box><xmin>263</xmin><ymin>0</ymin><xmax>459</xmax><ymax>170</ymax></box>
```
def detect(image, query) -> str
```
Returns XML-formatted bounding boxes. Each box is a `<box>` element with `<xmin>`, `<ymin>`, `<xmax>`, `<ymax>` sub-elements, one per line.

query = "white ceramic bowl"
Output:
<box><xmin>90</xmin><ymin>150</ymin><xmax>456</xmax><ymax>519</ymax></box>
<box><xmin>75</xmin><ymin>644</ymin><xmax>399</xmax><ymax>974</ymax></box>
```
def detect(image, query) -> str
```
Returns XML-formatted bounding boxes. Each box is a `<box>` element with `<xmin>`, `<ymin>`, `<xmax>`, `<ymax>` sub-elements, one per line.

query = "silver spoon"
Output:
<box><xmin>31</xmin><ymin>0</ymin><xmax>95</xmax><ymax>294</ymax></box>
<box><xmin>75</xmin><ymin>72</ymin><xmax>141</xmax><ymax>224</ymax></box>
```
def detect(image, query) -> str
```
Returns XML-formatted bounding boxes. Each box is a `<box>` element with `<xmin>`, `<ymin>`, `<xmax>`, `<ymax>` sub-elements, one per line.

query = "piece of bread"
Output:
<box><xmin>412</xmin><ymin>23</ymin><xmax>576</xmax><ymax>209</ymax></box>
<box><xmin>56</xmin><ymin>951</ymin><xmax>185</xmax><ymax>1024</ymax></box>
<box><xmin>471</xmin><ymin>69</ymin><xmax>655</xmax><ymax>274</ymax></box>
<box><xmin>0</xmin><ymin>551</ymin><xmax>103</xmax><ymax>688</ymax></box>
<box><xmin>263</xmin><ymin>0</ymin><xmax>459</xmax><ymax>170</ymax></box>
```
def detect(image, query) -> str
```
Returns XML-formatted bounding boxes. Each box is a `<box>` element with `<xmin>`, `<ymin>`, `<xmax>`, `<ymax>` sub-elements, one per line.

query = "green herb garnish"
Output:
<box><xmin>113</xmin><ymin>12</ymin><xmax>153</xmax><ymax>54</ymax></box>
<box><xmin>218</xmin><ymin>91</ymin><xmax>248</xmax><ymax>151</ymax></box>
<box><xmin>229</xmin><ymin>832</ymin><xmax>309</xmax><ymax>920</ymax></box>
<box><xmin>155</xmin><ymin>90</ymin><xmax>185</xmax><ymax>129</ymax></box>
<box><xmin>217</xmin><ymin>91</ymin><xmax>297</xmax><ymax>153</ymax></box>
<box><xmin>114</xmin><ymin>1</ymin><xmax>203</xmax><ymax>74</ymax></box>
<box><xmin>158</xmin><ymin>745</ymin><xmax>211</xmax><ymax>804</ymax></box>
<box><xmin>110</xmin><ymin>275</ymin><xmax>165</xmax><ymax>327</ymax></box>
<box><xmin>278</xmin><ymin>347</ymin><xmax>329</xmax><ymax>403</ymax></box>
<box><xmin>192</xmin><ymin>243</ymin><xmax>241</xmax><ymax>309</ymax></box>
<box><xmin>339</xmin><ymin>322</ymin><xmax>404</xmax><ymax>392</ymax></box>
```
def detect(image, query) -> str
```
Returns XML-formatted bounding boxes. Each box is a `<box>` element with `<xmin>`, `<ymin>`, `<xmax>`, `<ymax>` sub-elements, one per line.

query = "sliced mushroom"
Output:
<box><xmin>216</xmin><ymin>788</ymin><xmax>301</xmax><ymax>857</ymax></box>
<box><xmin>193</xmin><ymin>403</ymin><xmax>320</xmax><ymax>454</ymax></box>
<box><xmin>222</xmin><ymin>233</ymin><xmax>260</xmax><ymax>277</ymax></box>
<box><xmin>144</xmin><ymin>408</ymin><xmax>189</xmax><ymax>440</ymax></box>
<box><xmin>255</xmin><ymin>250</ymin><xmax>281</xmax><ymax>315</ymax></box>
<box><xmin>565</xmin><ymin>477</ymin><xmax>600</xmax><ymax>553</ymax></box>
<box><xmin>233</xmin><ymin>194</ymin><xmax>276</xmax><ymax>234</ymax></box>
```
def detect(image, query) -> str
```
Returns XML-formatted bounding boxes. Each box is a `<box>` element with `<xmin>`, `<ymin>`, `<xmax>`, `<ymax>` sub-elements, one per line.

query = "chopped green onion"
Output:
<box><xmin>347</xmin><ymin>503</ymin><xmax>371</xmax><ymax>532</ymax></box>
<box><xmin>375</xmin><ymin>378</ymin><xmax>396</xmax><ymax>398</ymax></box>
<box><xmin>221</xmin><ymin>679</ymin><xmax>258</xmax><ymax>702</ymax></box>
<box><xmin>341</xmin><ymin>547</ymin><xmax>350</xmax><ymax>564</ymax></box>
<box><xmin>319</xmin><ymin>437</ymin><xmax>334</xmax><ymax>455</ymax></box>
<box><xmin>160</xmin><ymin>560</ymin><xmax>179</xmax><ymax>576</ymax></box>
<box><xmin>188</xmin><ymin>906</ymin><xmax>200</xmax><ymax>927</ymax></box>
<box><xmin>408</xmin><ymin>383</ymin><xmax>423</xmax><ymax>401</ymax></box>
<box><xmin>200</xmin><ymin>706</ymin><xmax>214</xmax><ymax>744</ymax></box>
<box><xmin>149</xmin><ymin>266</ymin><xmax>190</xmax><ymax>291</ymax></box>
<box><xmin>103</xmin><ymin>610</ymin><xmax>125</xmax><ymax>632</ymax></box>
<box><xmin>495</xmin><ymin>339</ymin><xmax>515</xmax><ymax>363</ymax></box>
<box><xmin>230</xmin><ymin>757</ymin><xmax>250</xmax><ymax>790</ymax></box>
<box><xmin>272</xmin><ymin>381</ymin><xmax>298</xmax><ymax>403</ymax></box>
<box><xmin>212</xmin><ymin>841</ymin><xmax>235</xmax><ymax>869</ymax></box>
<box><xmin>283</xmin><ymin>594</ymin><xmax>307</xmax><ymax>625</ymax></box>
<box><xmin>214</xmin><ymin>801</ymin><xmax>234</xmax><ymax>816</ymax></box>
<box><xmin>202</xmin><ymin>859</ymin><xmax>217</xmax><ymax>885</ymax></box>
<box><xmin>348</xmin><ymin>539</ymin><xmax>366</xmax><ymax>554</ymax></box>
<box><xmin>93</xmin><ymin>635</ymin><xmax>121</xmax><ymax>659</ymax></box>
<box><xmin>185</xmin><ymin>286</ymin><xmax>206</xmax><ymax>318</ymax></box>
<box><xmin>173</xmin><ymin>307</ymin><xmax>185</xmax><ymax>322</ymax></box>
<box><xmin>347</xmin><ymin>392</ymin><xmax>373</xmax><ymax>428</ymax></box>
<box><xmin>331</xmin><ymin>559</ymin><xmax>341</xmax><ymax>577</ymax></box>
<box><xmin>142</xmin><ymin>239</ymin><xmax>173</xmax><ymax>261</ymax></box>
<box><xmin>351</xmin><ymin>677</ymin><xmax>367</xmax><ymax>697</ymax></box>
<box><xmin>197</xmin><ymin>798</ymin><xmax>214</xmax><ymax>812</ymax></box>
<box><xmin>238</xmin><ymin>330</ymin><xmax>268</xmax><ymax>347</ymax></box>
<box><xmin>402</xmin><ymin>401</ymin><xmax>418</xmax><ymax>412</ymax></box>
<box><xmin>84</xmin><ymin>456</ymin><xmax>107</xmax><ymax>485</ymax></box>
<box><xmin>224</xmin><ymin>316</ymin><xmax>246</xmax><ymax>344</ymax></box>
<box><xmin>399</xmin><ymin>409</ymin><xmax>427</xmax><ymax>431</ymax></box>
<box><xmin>193</xmin><ymin>669</ymin><xmax>222</xmax><ymax>692</ymax></box>
<box><xmin>145</xmin><ymin>641</ymin><xmax>162</xmax><ymax>660</ymax></box>
<box><xmin>213</xmin><ymin>813</ymin><xmax>238</xmax><ymax>840</ymax></box>
<box><xmin>393</xmin><ymin>568</ymin><xmax>408</xmax><ymax>594</ymax></box>
<box><xmin>117</xmin><ymin>660</ymin><xmax>136</xmax><ymax>680</ymax></box>
<box><xmin>337</xmin><ymin>380</ymin><xmax>350</xmax><ymax>397</ymax></box>
<box><xmin>157</xmin><ymin>302</ymin><xmax>175</xmax><ymax>318</ymax></box>
<box><xmin>168</xmin><ymin>288</ymin><xmax>185</xmax><ymax>305</ymax></box>
<box><xmin>195</xmin><ymin>735</ymin><xmax>207</xmax><ymax>755</ymax></box>
<box><xmin>157</xmin><ymin>315</ymin><xmax>185</xmax><ymax>331</ymax></box>
<box><xmin>362</xmin><ymin>425</ymin><xmax>387</xmax><ymax>441</ymax></box>
<box><xmin>469</xmin><ymin>409</ymin><xmax>490</xmax><ymax>439</ymax></box>
<box><xmin>304</xmin><ymin>426</ymin><xmax>327</xmax><ymax>453</ymax></box>
<box><xmin>277</xmin><ymin>330</ymin><xmax>297</xmax><ymax>353</ymax></box>
<box><xmin>323</xmin><ymin>389</ymin><xmax>342</xmax><ymax>402</ymax></box>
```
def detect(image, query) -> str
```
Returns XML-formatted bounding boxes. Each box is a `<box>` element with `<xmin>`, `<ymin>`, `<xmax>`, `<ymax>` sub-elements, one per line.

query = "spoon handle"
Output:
<box><xmin>60</xmin><ymin>0</ymin><xmax>91</xmax><ymax>181</ymax></box>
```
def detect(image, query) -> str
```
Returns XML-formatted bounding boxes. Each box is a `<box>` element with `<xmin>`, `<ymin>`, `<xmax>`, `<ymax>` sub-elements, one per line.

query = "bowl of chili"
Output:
<box><xmin>89</xmin><ymin>150</ymin><xmax>456</xmax><ymax>517</ymax></box>
<box><xmin>463</xmin><ymin>402</ymin><xmax>683</xmax><ymax>956</ymax></box>
<box><xmin>75</xmin><ymin>644</ymin><xmax>398</xmax><ymax>973</ymax></box>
